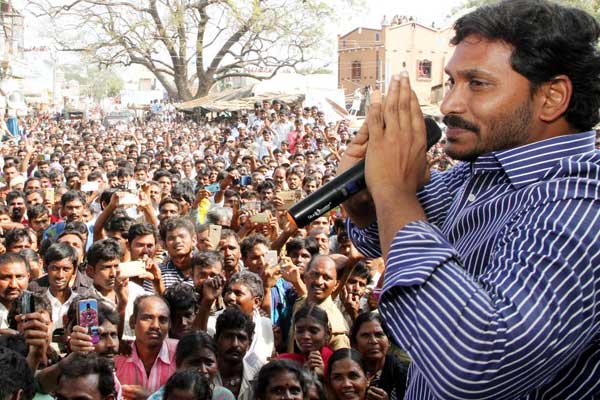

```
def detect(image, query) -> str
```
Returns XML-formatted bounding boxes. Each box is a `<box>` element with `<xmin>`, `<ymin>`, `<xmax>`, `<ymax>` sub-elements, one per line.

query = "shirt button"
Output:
<box><xmin>467</xmin><ymin>194</ymin><xmax>476</xmax><ymax>202</ymax></box>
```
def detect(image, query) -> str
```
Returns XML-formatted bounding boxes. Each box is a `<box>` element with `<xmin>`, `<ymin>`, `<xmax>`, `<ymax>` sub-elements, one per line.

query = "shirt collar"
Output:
<box><xmin>471</xmin><ymin>131</ymin><xmax>596</xmax><ymax>189</ymax></box>
<box><xmin>128</xmin><ymin>339</ymin><xmax>172</xmax><ymax>365</ymax></box>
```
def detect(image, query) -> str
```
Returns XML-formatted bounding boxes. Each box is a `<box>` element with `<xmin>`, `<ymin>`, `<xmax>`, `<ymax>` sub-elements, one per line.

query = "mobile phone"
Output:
<box><xmin>77</xmin><ymin>299</ymin><xmax>100</xmax><ymax>344</ymax></box>
<box><xmin>278</xmin><ymin>190</ymin><xmax>302</xmax><ymax>210</ymax></box>
<box><xmin>208</xmin><ymin>224</ymin><xmax>222</xmax><ymax>248</ymax></box>
<box><xmin>81</xmin><ymin>181</ymin><xmax>99</xmax><ymax>192</ymax></box>
<box><xmin>44</xmin><ymin>188</ymin><xmax>55</xmax><ymax>203</ymax></box>
<box><xmin>265</xmin><ymin>250</ymin><xmax>278</xmax><ymax>267</ymax></box>
<box><xmin>118</xmin><ymin>260</ymin><xmax>147</xmax><ymax>278</ymax></box>
<box><xmin>118</xmin><ymin>192</ymin><xmax>139</xmax><ymax>207</ymax></box>
<box><xmin>204</xmin><ymin>183</ymin><xmax>221</xmax><ymax>193</ymax></box>
<box><xmin>250</xmin><ymin>212</ymin><xmax>270</xmax><ymax>224</ymax></box>
<box><xmin>239</xmin><ymin>175</ymin><xmax>252</xmax><ymax>186</ymax></box>
<box><xmin>21</xmin><ymin>290</ymin><xmax>35</xmax><ymax>314</ymax></box>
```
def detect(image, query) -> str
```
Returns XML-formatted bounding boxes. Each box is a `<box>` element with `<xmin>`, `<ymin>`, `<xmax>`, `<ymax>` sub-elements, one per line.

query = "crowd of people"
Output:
<box><xmin>0</xmin><ymin>99</ymin><xmax>455</xmax><ymax>400</ymax></box>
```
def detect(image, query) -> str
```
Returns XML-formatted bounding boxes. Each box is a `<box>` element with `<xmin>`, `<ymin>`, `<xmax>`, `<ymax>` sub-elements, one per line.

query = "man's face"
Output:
<box><xmin>165</xmin><ymin>227</ymin><xmax>195</xmax><ymax>259</ymax></box>
<box><xmin>159</xmin><ymin>203</ymin><xmax>179</xmax><ymax>223</ymax></box>
<box><xmin>305</xmin><ymin>258</ymin><xmax>337</xmax><ymax>302</ymax></box>
<box><xmin>0</xmin><ymin>261</ymin><xmax>28</xmax><ymax>306</ymax></box>
<box><xmin>47</xmin><ymin>258</ymin><xmax>75</xmax><ymax>292</ymax></box>
<box><xmin>95</xmin><ymin>320</ymin><xmax>119</xmax><ymax>359</ymax></box>
<box><xmin>218</xmin><ymin>236</ymin><xmax>241</xmax><ymax>274</ymax></box>
<box><xmin>345</xmin><ymin>275</ymin><xmax>368</xmax><ymax>298</ymax></box>
<box><xmin>441</xmin><ymin>35</ymin><xmax>535</xmax><ymax>161</ymax></box>
<box><xmin>26</xmin><ymin>192</ymin><xmax>44</xmax><ymax>207</ymax></box>
<box><xmin>58</xmin><ymin>234</ymin><xmax>85</xmax><ymax>264</ymax></box>
<box><xmin>57</xmin><ymin>374</ymin><xmax>110</xmax><ymax>400</ymax></box>
<box><xmin>273</xmin><ymin>170</ymin><xmax>286</xmax><ymax>188</ymax></box>
<box><xmin>25</xmin><ymin>180</ymin><xmax>41</xmax><ymax>191</ymax></box>
<box><xmin>158</xmin><ymin>176</ymin><xmax>172</xmax><ymax>194</ymax></box>
<box><xmin>192</xmin><ymin>262</ymin><xmax>223</xmax><ymax>293</ymax></box>
<box><xmin>310</xmin><ymin>232</ymin><xmax>329</xmax><ymax>255</ymax></box>
<box><xmin>30</xmin><ymin>212</ymin><xmax>50</xmax><ymax>233</ymax></box>
<box><xmin>223</xmin><ymin>282</ymin><xmax>257</xmax><ymax>316</ymax></box>
<box><xmin>129</xmin><ymin>234</ymin><xmax>156</xmax><ymax>261</ymax></box>
<box><xmin>171</xmin><ymin>306</ymin><xmax>196</xmax><ymax>340</ymax></box>
<box><xmin>8</xmin><ymin>196</ymin><xmax>25</xmax><ymax>221</ymax></box>
<box><xmin>289</xmin><ymin>248</ymin><xmax>312</xmax><ymax>271</ymax></box>
<box><xmin>88</xmin><ymin>259</ymin><xmax>119</xmax><ymax>292</ymax></box>
<box><xmin>217</xmin><ymin>328</ymin><xmax>251</xmax><ymax>364</ymax></box>
<box><xmin>148</xmin><ymin>185</ymin><xmax>161</xmax><ymax>203</ymax></box>
<box><xmin>287</xmin><ymin>174</ymin><xmax>301</xmax><ymax>190</ymax></box>
<box><xmin>3</xmin><ymin>166</ymin><xmax>17</xmax><ymax>183</ymax></box>
<box><xmin>7</xmin><ymin>237</ymin><xmax>31</xmax><ymax>253</ymax></box>
<box><xmin>62</xmin><ymin>199</ymin><xmax>84</xmax><ymax>223</ymax></box>
<box><xmin>132</xmin><ymin>297</ymin><xmax>170</xmax><ymax>348</ymax></box>
<box><xmin>242</xmin><ymin>243</ymin><xmax>268</xmax><ymax>276</ymax></box>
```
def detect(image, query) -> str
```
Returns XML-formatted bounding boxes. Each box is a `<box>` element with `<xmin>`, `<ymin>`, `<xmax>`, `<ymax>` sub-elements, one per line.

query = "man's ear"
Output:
<box><xmin>129</xmin><ymin>314</ymin><xmax>135</xmax><ymax>330</ymax></box>
<box><xmin>537</xmin><ymin>75</ymin><xmax>573</xmax><ymax>124</ymax></box>
<box><xmin>253</xmin><ymin>296</ymin><xmax>262</xmax><ymax>310</ymax></box>
<box><xmin>86</xmin><ymin>264</ymin><xmax>95</xmax><ymax>279</ymax></box>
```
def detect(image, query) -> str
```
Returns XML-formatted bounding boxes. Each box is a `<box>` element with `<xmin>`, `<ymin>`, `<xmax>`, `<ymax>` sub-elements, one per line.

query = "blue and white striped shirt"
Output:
<box><xmin>349</xmin><ymin>131</ymin><xmax>600</xmax><ymax>399</ymax></box>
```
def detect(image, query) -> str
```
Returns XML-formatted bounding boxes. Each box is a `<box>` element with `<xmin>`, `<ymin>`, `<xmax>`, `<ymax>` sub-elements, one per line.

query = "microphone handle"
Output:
<box><xmin>288</xmin><ymin>160</ymin><xmax>366</xmax><ymax>228</ymax></box>
<box><xmin>288</xmin><ymin>117</ymin><xmax>442</xmax><ymax>228</ymax></box>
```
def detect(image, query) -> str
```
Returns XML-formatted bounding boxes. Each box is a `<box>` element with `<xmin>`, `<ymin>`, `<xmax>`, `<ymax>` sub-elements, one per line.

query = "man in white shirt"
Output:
<box><xmin>43</xmin><ymin>242</ymin><xmax>79</xmax><ymax>330</ymax></box>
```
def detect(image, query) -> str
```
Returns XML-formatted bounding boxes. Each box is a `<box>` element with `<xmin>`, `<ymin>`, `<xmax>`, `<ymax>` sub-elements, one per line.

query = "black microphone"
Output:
<box><xmin>287</xmin><ymin>117</ymin><xmax>442</xmax><ymax>228</ymax></box>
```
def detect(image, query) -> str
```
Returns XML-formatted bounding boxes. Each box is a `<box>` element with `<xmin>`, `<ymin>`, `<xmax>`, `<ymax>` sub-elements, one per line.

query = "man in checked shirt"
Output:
<box><xmin>341</xmin><ymin>0</ymin><xmax>600</xmax><ymax>398</ymax></box>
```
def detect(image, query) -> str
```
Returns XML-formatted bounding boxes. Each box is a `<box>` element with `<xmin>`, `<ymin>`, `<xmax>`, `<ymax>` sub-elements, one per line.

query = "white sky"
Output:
<box><xmin>338</xmin><ymin>0</ymin><xmax>466</xmax><ymax>35</ymax></box>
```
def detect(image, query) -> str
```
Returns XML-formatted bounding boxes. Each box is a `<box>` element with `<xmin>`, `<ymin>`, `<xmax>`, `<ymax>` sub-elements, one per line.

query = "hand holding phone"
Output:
<box><xmin>77</xmin><ymin>299</ymin><xmax>100</xmax><ymax>344</ymax></box>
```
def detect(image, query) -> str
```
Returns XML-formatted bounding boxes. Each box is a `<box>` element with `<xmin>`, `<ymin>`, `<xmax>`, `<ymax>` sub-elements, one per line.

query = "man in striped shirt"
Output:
<box><xmin>342</xmin><ymin>1</ymin><xmax>600</xmax><ymax>398</ymax></box>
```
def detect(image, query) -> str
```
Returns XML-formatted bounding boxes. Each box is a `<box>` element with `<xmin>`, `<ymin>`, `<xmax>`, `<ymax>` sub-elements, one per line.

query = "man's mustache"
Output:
<box><xmin>443</xmin><ymin>114</ymin><xmax>480</xmax><ymax>134</ymax></box>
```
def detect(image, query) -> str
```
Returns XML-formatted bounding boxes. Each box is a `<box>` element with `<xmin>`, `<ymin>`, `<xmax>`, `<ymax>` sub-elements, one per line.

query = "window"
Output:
<box><xmin>417</xmin><ymin>59</ymin><xmax>432</xmax><ymax>79</ymax></box>
<box><xmin>375</xmin><ymin>32</ymin><xmax>380</xmax><ymax>41</ymax></box>
<box><xmin>351</xmin><ymin>61</ymin><xmax>361</xmax><ymax>81</ymax></box>
<box><xmin>342</xmin><ymin>40</ymin><xmax>346</xmax><ymax>48</ymax></box>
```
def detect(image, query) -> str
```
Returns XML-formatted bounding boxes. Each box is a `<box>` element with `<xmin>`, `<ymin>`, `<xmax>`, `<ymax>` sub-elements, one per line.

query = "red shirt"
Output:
<box><xmin>279</xmin><ymin>346</ymin><xmax>333</xmax><ymax>376</ymax></box>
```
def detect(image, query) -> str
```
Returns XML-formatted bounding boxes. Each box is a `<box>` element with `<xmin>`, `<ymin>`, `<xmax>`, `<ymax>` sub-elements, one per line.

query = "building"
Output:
<box><xmin>338</xmin><ymin>16</ymin><xmax>456</xmax><ymax>106</ymax></box>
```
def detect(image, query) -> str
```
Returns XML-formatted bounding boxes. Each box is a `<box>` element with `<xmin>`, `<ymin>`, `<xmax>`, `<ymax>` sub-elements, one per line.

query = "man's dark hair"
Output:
<box><xmin>171</xmin><ymin>182</ymin><xmax>195</xmax><ymax>204</ymax></box>
<box><xmin>5</xmin><ymin>228</ymin><xmax>32</xmax><ymax>251</ymax></box>
<box><xmin>0</xmin><ymin>346</ymin><xmax>35</xmax><ymax>400</ymax></box>
<box><xmin>239</xmin><ymin>233</ymin><xmax>269</xmax><ymax>258</ymax></box>
<box><xmin>58</xmin><ymin>353</ymin><xmax>115</xmax><ymax>398</ymax></box>
<box><xmin>159</xmin><ymin>197</ymin><xmax>181</xmax><ymax>212</ymax></box>
<box><xmin>163</xmin><ymin>283</ymin><xmax>199</xmax><ymax>314</ymax></box>
<box><xmin>286</xmin><ymin>236</ymin><xmax>319</xmax><ymax>257</ymax></box>
<box><xmin>256</xmin><ymin>180</ymin><xmax>275</xmax><ymax>194</ymax></box>
<box><xmin>60</xmin><ymin>190</ymin><xmax>86</xmax><ymax>207</ymax></box>
<box><xmin>164</xmin><ymin>370</ymin><xmax>211</xmax><ymax>400</ymax></box>
<box><xmin>131</xmin><ymin>294</ymin><xmax>170</xmax><ymax>322</ymax></box>
<box><xmin>86</xmin><ymin>238</ymin><xmax>123</xmax><ymax>268</ymax></box>
<box><xmin>153</xmin><ymin>169</ymin><xmax>172</xmax><ymax>182</ymax></box>
<box><xmin>87</xmin><ymin>171</ymin><xmax>103</xmax><ymax>182</ymax></box>
<box><xmin>215</xmin><ymin>308</ymin><xmax>255</xmax><ymax>341</ymax></box>
<box><xmin>105</xmin><ymin>214</ymin><xmax>134</xmax><ymax>236</ymax></box>
<box><xmin>191</xmin><ymin>250</ymin><xmax>223</xmax><ymax>272</ymax></box>
<box><xmin>117</xmin><ymin>167</ymin><xmax>133</xmax><ymax>178</ymax></box>
<box><xmin>451</xmin><ymin>0</ymin><xmax>600</xmax><ymax>131</ymax></box>
<box><xmin>162</xmin><ymin>216</ymin><xmax>195</xmax><ymax>237</ymax></box>
<box><xmin>43</xmin><ymin>242</ymin><xmax>78</xmax><ymax>268</ymax></box>
<box><xmin>349</xmin><ymin>260</ymin><xmax>373</xmax><ymax>286</ymax></box>
<box><xmin>5</xmin><ymin>190</ymin><xmax>24</xmax><ymax>205</ymax></box>
<box><xmin>128</xmin><ymin>223</ymin><xmax>158</xmax><ymax>245</ymax></box>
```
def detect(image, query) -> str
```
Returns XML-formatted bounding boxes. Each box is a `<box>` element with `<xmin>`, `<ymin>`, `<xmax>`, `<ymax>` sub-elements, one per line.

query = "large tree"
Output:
<box><xmin>28</xmin><ymin>0</ymin><xmax>353</xmax><ymax>101</ymax></box>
